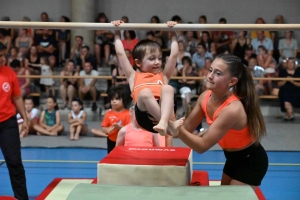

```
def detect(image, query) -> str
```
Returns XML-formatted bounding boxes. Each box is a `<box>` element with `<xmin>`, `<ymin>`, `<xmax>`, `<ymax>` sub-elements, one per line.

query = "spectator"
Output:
<box><xmin>212</xmin><ymin>18</ymin><xmax>234</xmax><ymax>55</ymax></box>
<box><xmin>250</xmin><ymin>18</ymin><xmax>271</xmax><ymax>39</ymax></box>
<box><xmin>15</xmin><ymin>29</ymin><xmax>33</xmax><ymax>58</ymax></box>
<box><xmin>251</xmin><ymin>31</ymin><xmax>273</xmax><ymax>55</ymax></box>
<box><xmin>120</xmin><ymin>16</ymin><xmax>138</xmax><ymax>40</ymax></box>
<box><xmin>33</xmin><ymin>96</ymin><xmax>64</xmax><ymax>136</ymax></box>
<box><xmin>22</xmin><ymin>16</ymin><xmax>34</xmax><ymax>38</ymax></box>
<box><xmin>230</xmin><ymin>31</ymin><xmax>250</xmax><ymax>60</ymax></box>
<box><xmin>146</xmin><ymin>31</ymin><xmax>162</xmax><ymax>47</ymax></box>
<box><xmin>150</xmin><ymin>15</ymin><xmax>165</xmax><ymax>47</ymax></box>
<box><xmin>116</xmin><ymin>106</ymin><xmax>160</xmax><ymax>147</ymax></box>
<box><xmin>10</xmin><ymin>59</ymin><xmax>31</xmax><ymax>97</ymax></box>
<box><xmin>77</xmin><ymin>45</ymin><xmax>97</xmax><ymax>71</ymax></box>
<box><xmin>24</xmin><ymin>96</ymin><xmax>40</xmax><ymax>135</ymax></box>
<box><xmin>201</xmin><ymin>31</ymin><xmax>216</xmax><ymax>57</ymax></box>
<box><xmin>36</xmin><ymin>29</ymin><xmax>57</xmax><ymax>66</ymax></box>
<box><xmin>0</xmin><ymin>16</ymin><xmax>15</xmax><ymax>40</ymax></box>
<box><xmin>35</xmin><ymin>12</ymin><xmax>55</xmax><ymax>39</ymax></box>
<box><xmin>278</xmin><ymin>31</ymin><xmax>298</xmax><ymax>64</ymax></box>
<box><xmin>167</xmin><ymin>15</ymin><xmax>184</xmax><ymax>48</ymax></box>
<box><xmin>198</xmin><ymin>57</ymin><xmax>213</xmax><ymax>93</ymax></box>
<box><xmin>7</xmin><ymin>47</ymin><xmax>23</xmax><ymax>67</ymax></box>
<box><xmin>122</xmin><ymin>30</ymin><xmax>139</xmax><ymax>64</ymax></box>
<box><xmin>94</xmin><ymin>12</ymin><xmax>115</xmax><ymax>67</ymax></box>
<box><xmin>197</xmin><ymin>15</ymin><xmax>212</xmax><ymax>40</ymax></box>
<box><xmin>0</xmin><ymin>28</ymin><xmax>12</xmax><ymax>54</ymax></box>
<box><xmin>257</xmin><ymin>45</ymin><xmax>277</xmax><ymax>70</ymax></box>
<box><xmin>56</xmin><ymin>16</ymin><xmax>71</xmax><ymax>66</ymax></box>
<box><xmin>59</xmin><ymin>60</ymin><xmax>78</xmax><ymax>110</ymax></box>
<box><xmin>68</xmin><ymin>98</ymin><xmax>88</xmax><ymax>140</ymax></box>
<box><xmin>100</xmin><ymin>85</ymin><xmax>131</xmax><ymax>153</ymax></box>
<box><xmin>192</xmin><ymin>41</ymin><xmax>213</xmax><ymax>70</ymax></box>
<box><xmin>248</xmin><ymin>56</ymin><xmax>265</xmax><ymax>96</ymax></box>
<box><xmin>278</xmin><ymin>58</ymin><xmax>300</xmax><ymax>121</ymax></box>
<box><xmin>176</xmin><ymin>41</ymin><xmax>191</xmax><ymax>72</ymax></box>
<box><xmin>24</xmin><ymin>45</ymin><xmax>41</xmax><ymax>92</ymax></box>
<box><xmin>242</xmin><ymin>44</ymin><xmax>257</xmax><ymax>66</ymax></box>
<box><xmin>184</xmin><ymin>29</ymin><xmax>199</xmax><ymax>55</ymax></box>
<box><xmin>70</xmin><ymin>35</ymin><xmax>84</xmax><ymax>70</ymax></box>
<box><xmin>78</xmin><ymin>61</ymin><xmax>99</xmax><ymax>111</ymax></box>
<box><xmin>271</xmin><ymin>15</ymin><xmax>286</xmax><ymax>62</ymax></box>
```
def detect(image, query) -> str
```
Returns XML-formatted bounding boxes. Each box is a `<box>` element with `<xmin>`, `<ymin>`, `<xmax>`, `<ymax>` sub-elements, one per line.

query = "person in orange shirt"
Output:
<box><xmin>112</xmin><ymin>20</ymin><xmax>184</xmax><ymax>137</ymax></box>
<box><xmin>0</xmin><ymin>42</ymin><xmax>29</xmax><ymax>199</ymax></box>
<box><xmin>173</xmin><ymin>54</ymin><xmax>268</xmax><ymax>191</ymax></box>
<box><xmin>100</xmin><ymin>85</ymin><xmax>131</xmax><ymax>153</ymax></box>
<box><xmin>116</xmin><ymin>106</ymin><xmax>160</xmax><ymax>147</ymax></box>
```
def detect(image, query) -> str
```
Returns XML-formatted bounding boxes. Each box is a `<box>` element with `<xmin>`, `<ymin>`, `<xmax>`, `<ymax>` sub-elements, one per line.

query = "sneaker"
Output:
<box><xmin>92</xmin><ymin>102</ymin><xmax>98</xmax><ymax>112</ymax></box>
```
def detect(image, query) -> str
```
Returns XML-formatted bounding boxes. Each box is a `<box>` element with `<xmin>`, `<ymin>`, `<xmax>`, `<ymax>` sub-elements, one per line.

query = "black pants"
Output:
<box><xmin>0</xmin><ymin>116</ymin><xmax>28</xmax><ymax>200</ymax></box>
<box><xmin>107</xmin><ymin>137</ymin><xmax>116</xmax><ymax>154</ymax></box>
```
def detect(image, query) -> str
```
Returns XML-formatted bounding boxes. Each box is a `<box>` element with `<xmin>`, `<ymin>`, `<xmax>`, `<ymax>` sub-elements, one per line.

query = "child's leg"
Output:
<box><xmin>33</xmin><ymin>124</ymin><xmax>51</xmax><ymax>136</ymax></box>
<box><xmin>50</xmin><ymin>125</ymin><xmax>64</xmax><ymax>136</ymax></box>
<box><xmin>45</xmin><ymin>86</ymin><xmax>49</xmax><ymax>96</ymax></box>
<box><xmin>91</xmin><ymin>128</ymin><xmax>107</xmax><ymax>137</ymax></box>
<box><xmin>74</xmin><ymin>125</ymin><xmax>82</xmax><ymax>140</ymax></box>
<box><xmin>51</xmin><ymin>85</ymin><xmax>55</xmax><ymax>97</ymax></box>
<box><xmin>70</xmin><ymin>124</ymin><xmax>75</xmax><ymax>140</ymax></box>
<box><xmin>18</xmin><ymin>123</ymin><xmax>26</xmax><ymax>138</ymax></box>
<box><xmin>80</xmin><ymin>125</ymin><xmax>88</xmax><ymax>136</ymax></box>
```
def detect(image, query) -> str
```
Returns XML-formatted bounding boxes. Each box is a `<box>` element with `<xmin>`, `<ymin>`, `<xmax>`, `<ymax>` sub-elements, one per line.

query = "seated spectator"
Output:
<box><xmin>278</xmin><ymin>58</ymin><xmax>300</xmax><ymax>121</ymax></box>
<box><xmin>24</xmin><ymin>45</ymin><xmax>41</xmax><ymax>92</ymax></box>
<box><xmin>0</xmin><ymin>28</ymin><xmax>11</xmax><ymax>55</ymax></box>
<box><xmin>178</xmin><ymin>56</ymin><xmax>198</xmax><ymax>117</ymax></box>
<box><xmin>230</xmin><ymin>31</ymin><xmax>250</xmax><ymax>60</ymax></box>
<box><xmin>10</xmin><ymin>59</ymin><xmax>31</xmax><ymax>97</ymax></box>
<box><xmin>68</xmin><ymin>98</ymin><xmax>88</xmax><ymax>140</ymax></box>
<box><xmin>248</xmin><ymin>56</ymin><xmax>265</xmax><ymax>96</ymax></box>
<box><xmin>16</xmin><ymin>113</ymin><xmax>25</xmax><ymax>138</ymax></box>
<box><xmin>167</xmin><ymin>15</ymin><xmax>184</xmax><ymax>48</ymax></box>
<box><xmin>198</xmin><ymin>57</ymin><xmax>213</xmax><ymax>93</ymax></box>
<box><xmin>35</xmin><ymin>12</ymin><xmax>55</xmax><ymax>39</ymax></box>
<box><xmin>36</xmin><ymin>29</ymin><xmax>57</xmax><ymax>65</ymax></box>
<box><xmin>150</xmin><ymin>15</ymin><xmax>165</xmax><ymax>47</ymax></box>
<box><xmin>192</xmin><ymin>42</ymin><xmax>213</xmax><ymax>70</ymax></box>
<box><xmin>201</xmin><ymin>31</ymin><xmax>216</xmax><ymax>57</ymax></box>
<box><xmin>278</xmin><ymin>31</ymin><xmax>298</xmax><ymax>64</ymax></box>
<box><xmin>212</xmin><ymin>18</ymin><xmax>234</xmax><ymax>55</ymax></box>
<box><xmin>77</xmin><ymin>45</ymin><xmax>97</xmax><ymax>71</ymax></box>
<box><xmin>24</xmin><ymin>96</ymin><xmax>40</xmax><ymax>134</ymax></box>
<box><xmin>22</xmin><ymin>16</ymin><xmax>34</xmax><ymax>38</ymax></box>
<box><xmin>177</xmin><ymin>41</ymin><xmax>191</xmax><ymax>71</ymax></box>
<box><xmin>15</xmin><ymin>29</ymin><xmax>32</xmax><ymax>58</ymax></box>
<box><xmin>1</xmin><ymin>16</ymin><xmax>15</xmax><ymax>40</ymax></box>
<box><xmin>70</xmin><ymin>35</ymin><xmax>85</xmax><ymax>70</ymax></box>
<box><xmin>242</xmin><ymin>44</ymin><xmax>257</xmax><ymax>66</ymax></box>
<box><xmin>111</xmin><ymin>55</ymin><xmax>129</xmax><ymax>87</ymax></box>
<box><xmin>116</xmin><ymin>106</ymin><xmax>160</xmax><ymax>147</ymax></box>
<box><xmin>99</xmin><ymin>85</ymin><xmax>131</xmax><ymax>153</ymax></box>
<box><xmin>120</xmin><ymin>16</ymin><xmax>138</xmax><ymax>40</ymax></box>
<box><xmin>94</xmin><ymin>12</ymin><xmax>115</xmax><ymax>66</ymax></box>
<box><xmin>197</xmin><ymin>15</ymin><xmax>212</xmax><ymax>40</ymax></box>
<box><xmin>257</xmin><ymin>45</ymin><xmax>277</xmax><ymax>70</ymax></box>
<box><xmin>251</xmin><ymin>31</ymin><xmax>273</xmax><ymax>55</ymax></box>
<box><xmin>78</xmin><ymin>61</ymin><xmax>99</xmax><ymax>111</ymax></box>
<box><xmin>250</xmin><ymin>18</ymin><xmax>272</xmax><ymax>39</ymax></box>
<box><xmin>33</xmin><ymin>96</ymin><xmax>64</xmax><ymax>136</ymax></box>
<box><xmin>60</xmin><ymin>60</ymin><xmax>78</xmax><ymax>109</ymax></box>
<box><xmin>7</xmin><ymin>47</ymin><xmax>23</xmax><ymax>67</ymax></box>
<box><xmin>122</xmin><ymin>30</ymin><xmax>139</xmax><ymax>65</ymax></box>
<box><xmin>146</xmin><ymin>31</ymin><xmax>162</xmax><ymax>47</ymax></box>
<box><xmin>56</xmin><ymin>16</ymin><xmax>71</xmax><ymax>66</ymax></box>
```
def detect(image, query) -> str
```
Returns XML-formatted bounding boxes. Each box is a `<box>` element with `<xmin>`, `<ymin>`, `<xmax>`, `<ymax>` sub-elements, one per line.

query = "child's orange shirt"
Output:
<box><xmin>101</xmin><ymin>109</ymin><xmax>131</xmax><ymax>142</ymax></box>
<box><xmin>131</xmin><ymin>72</ymin><xmax>165</xmax><ymax>103</ymax></box>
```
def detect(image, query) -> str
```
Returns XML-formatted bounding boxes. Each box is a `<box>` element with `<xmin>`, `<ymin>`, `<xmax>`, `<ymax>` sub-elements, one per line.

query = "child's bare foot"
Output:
<box><xmin>51</xmin><ymin>131</ymin><xmax>58</xmax><ymax>136</ymax></box>
<box><xmin>153</xmin><ymin>122</ymin><xmax>168</xmax><ymax>136</ymax></box>
<box><xmin>70</xmin><ymin>135</ymin><xmax>74</xmax><ymax>140</ymax></box>
<box><xmin>167</xmin><ymin>118</ymin><xmax>185</xmax><ymax>137</ymax></box>
<box><xmin>74</xmin><ymin>136</ymin><xmax>79</xmax><ymax>140</ymax></box>
<box><xmin>20</xmin><ymin>131</ymin><xmax>26</xmax><ymax>138</ymax></box>
<box><xmin>37</xmin><ymin>132</ymin><xmax>41</xmax><ymax>136</ymax></box>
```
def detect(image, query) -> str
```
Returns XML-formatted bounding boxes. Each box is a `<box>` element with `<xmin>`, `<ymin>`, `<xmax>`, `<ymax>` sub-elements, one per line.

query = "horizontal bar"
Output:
<box><xmin>17</xmin><ymin>75</ymin><xmax>300</xmax><ymax>81</ymax></box>
<box><xmin>0</xmin><ymin>21</ymin><xmax>300</xmax><ymax>31</ymax></box>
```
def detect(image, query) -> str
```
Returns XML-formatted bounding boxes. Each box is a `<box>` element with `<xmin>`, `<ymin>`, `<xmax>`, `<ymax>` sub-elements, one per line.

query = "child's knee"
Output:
<box><xmin>162</xmin><ymin>85</ymin><xmax>174</xmax><ymax>93</ymax></box>
<box><xmin>138</xmin><ymin>88</ymin><xmax>153</xmax><ymax>99</ymax></box>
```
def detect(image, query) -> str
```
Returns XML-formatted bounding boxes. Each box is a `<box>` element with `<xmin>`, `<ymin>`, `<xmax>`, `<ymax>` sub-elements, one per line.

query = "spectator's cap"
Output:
<box><xmin>10</xmin><ymin>59</ymin><xmax>21</xmax><ymax>68</ymax></box>
<box><xmin>245</xmin><ymin>44</ymin><xmax>253</xmax><ymax>50</ymax></box>
<box><xmin>1</xmin><ymin>16</ymin><xmax>10</xmax><ymax>21</ymax></box>
<box><xmin>0</xmin><ymin>42</ymin><xmax>7</xmax><ymax>51</ymax></box>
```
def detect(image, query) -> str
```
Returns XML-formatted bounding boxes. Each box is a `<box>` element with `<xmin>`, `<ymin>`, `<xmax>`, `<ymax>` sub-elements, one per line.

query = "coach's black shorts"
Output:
<box><xmin>223</xmin><ymin>143</ymin><xmax>268</xmax><ymax>186</ymax></box>
<box><xmin>134</xmin><ymin>97</ymin><xmax>177</xmax><ymax>133</ymax></box>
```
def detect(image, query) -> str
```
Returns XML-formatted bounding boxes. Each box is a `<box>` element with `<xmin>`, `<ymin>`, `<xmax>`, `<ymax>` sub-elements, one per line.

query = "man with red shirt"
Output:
<box><xmin>0</xmin><ymin>42</ymin><xmax>29</xmax><ymax>199</ymax></box>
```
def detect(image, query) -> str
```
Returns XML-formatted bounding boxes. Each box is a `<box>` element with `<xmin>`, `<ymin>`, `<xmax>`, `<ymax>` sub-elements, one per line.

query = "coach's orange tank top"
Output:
<box><xmin>131</xmin><ymin>72</ymin><xmax>164</xmax><ymax>103</ymax></box>
<box><xmin>124</xmin><ymin>123</ymin><xmax>154</xmax><ymax>147</ymax></box>
<box><xmin>202</xmin><ymin>90</ymin><xmax>254</xmax><ymax>149</ymax></box>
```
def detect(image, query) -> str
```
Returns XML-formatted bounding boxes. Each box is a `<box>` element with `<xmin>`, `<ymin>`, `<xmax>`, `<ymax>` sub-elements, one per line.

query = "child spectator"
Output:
<box><xmin>68</xmin><ymin>98</ymin><xmax>88</xmax><ymax>140</ymax></box>
<box><xmin>112</xmin><ymin>20</ymin><xmax>183</xmax><ymax>136</ymax></box>
<box><xmin>116</xmin><ymin>106</ymin><xmax>160</xmax><ymax>147</ymax></box>
<box><xmin>10</xmin><ymin>59</ymin><xmax>31</xmax><ymax>97</ymax></box>
<box><xmin>7</xmin><ymin>47</ymin><xmax>23</xmax><ymax>67</ymax></box>
<box><xmin>29</xmin><ymin>56</ymin><xmax>55</xmax><ymax>96</ymax></box>
<box><xmin>99</xmin><ymin>85</ymin><xmax>131</xmax><ymax>153</ymax></box>
<box><xmin>33</xmin><ymin>96</ymin><xmax>64</xmax><ymax>136</ymax></box>
<box><xmin>24</xmin><ymin>96</ymin><xmax>40</xmax><ymax>134</ymax></box>
<box><xmin>16</xmin><ymin>113</ymin><xmax>25</xmax><ymax>138</ymax></box>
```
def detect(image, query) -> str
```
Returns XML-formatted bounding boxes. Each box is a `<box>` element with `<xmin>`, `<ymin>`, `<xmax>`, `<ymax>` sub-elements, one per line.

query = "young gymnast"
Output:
<box><xmin>24</xmin><ymin>96</ymin><xmax>40</xmax><ymax>134</ymax></box>
<box><xmin>174</xmin><ymin>54</ymin><xmax>268</xmax><ymax>190</ymax></box>
<box><xmin>116</xmin><ymin>106</ymin><xmax>160</xmax><ymax>147</ymax></box>
<box><xmin>112</xmin><ymin>20</ymin><xmax>184</xmax><ymax>136</ymax></box>
<box><xmin>68</xmin><ymin>98</ymin><xmax>88</xmax><ymax>140</ymax></box>
<box><xmin>33</xmin><ymin>96</ymin><xmax>64</xmax><ymax>136</ymax></box>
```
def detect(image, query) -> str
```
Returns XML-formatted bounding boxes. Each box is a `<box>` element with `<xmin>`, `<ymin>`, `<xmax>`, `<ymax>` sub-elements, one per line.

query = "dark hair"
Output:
<box><xmin>72</xmin><ymin>97</ymin><xmax>84</xmax><ymax>110</ymax></box>
<box><xmin>151</xmin><ymin>16</ymin><xmax>160</xmax><ymax>23</ymax></box>
<box><xmin>197</xmin><ymin>41</ymin><xmax>207</xmax><ymax>51</ymax></box>
<box><xmin>0</xmin><ymin>28</ymin><xmax>6</xmax><ymax>36</ymax></box>
<box><xmin>75</xmin><ymin>35</ymin><xmax>83</xmax><ymax>40</ymax></box>
<box><xmin>10</xmin><ymin>59</ymin><xmax>21</xmax><ymax>68</ymax></box>
<box><xmin>10</xmin><ymin>46</ymin><xmax>19</xmax><ymax>53</ymax></box>
<box><xmin>121</xmin><ymin>16</ymin><xmax>129</xmax><ymax>22</ymax></box>
<box><xmin>171</xmin><ymin>15</ymin><xmax>181</xmax><ymax>22</ymax></box>
<box><xmin>41</xmin><ymin>56</ymin><xmax>50</xmax><ymax>65</ymax></box>
<box><xmin>182</xmin><ymin>56</ymin><xmax>192</xmax><ymax>66</ymax></box>
<box><xmin>61</xmin><ymin>16</ymin><xmax>70</xmax><ymax>22</ymax></box>
<box><xmin>81</xmin><ymin>45</ymin><xmax>90</xmax><ymax>51</ymax></box>
<box><xmin>68</xmin><ymin>59</ymin><xmax>75</xmax><ymax>64</ymax></box>
<box><xmin>123</xmin><ymin>30</ymin><xmax>136</xmax><ymax>40</ymax></box>
<box><xmin>258</xmin><ymin>45</ymin><xmax>268</xmax><ymax>53</ymax></box>
<box><xmin>96</xmin><ymin>12</ymin><xmax>108</xmax><ymax>23</ymax></box>
<box><xmin>146</xmin><ymin>31</ymin><xmax>155</xmax><ymax>37</ymax></box>
<box><xmin>216</xmin><ymin>54</ymin><xmax>266</xmax><ymax>142</ymax></box>
<box><xmin>0</xmin><ymin>41</ymin><xmax>7</xmax><ymax>51</ymax></box>
<box><xmin>132</xmin><ymin>39</ymin><xmax>161</xmax><ymax>69</ymax></box>
<box><xmin>205</xmin><ymin>57</ymin><xmax>213</xmax><ymax>63</ymax></box>
<box><xmin>199</xmin><ymin>15</ymin><xmax>207</xmax><ymax>23</ymax></box>
<box><xmin>255</xmin><ymin>17</ymin><xmax>265</xmax><ymax>24</ymax></box>
<box><xmin>108</xmin><ymin>85</ymin><xmax>132</xmax><ymax>109</ymax></box>
<box><xmin>24</xmin><ymin>96</ymin><xmax>35</xmax><ymax>105</ymax></box>
<box><xmin>47</xmin><ymin>95</ymin><xmax>59</xmax><ymax>110</ymax></box>
<box><xmin>219</xmin><ymin>18</ymin><xmax>227</xmax><ymax>23</ymax></box>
